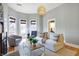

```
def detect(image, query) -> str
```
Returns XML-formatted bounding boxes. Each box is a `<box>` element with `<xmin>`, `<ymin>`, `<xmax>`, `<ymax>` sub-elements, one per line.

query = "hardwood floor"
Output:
<box><xmin>8</xmin><ymin>47</ymin><xmax>15</xmax><ymax>52</ymax></box>
<box><xmin>8</xmin><ymin>43</ymin><xmax>79</xmax><ymax>56</ymax></box>
<box><xmin>64</xmin><ymin>44</ymin><xmax>79</xmax><ymax>56</ymax></box>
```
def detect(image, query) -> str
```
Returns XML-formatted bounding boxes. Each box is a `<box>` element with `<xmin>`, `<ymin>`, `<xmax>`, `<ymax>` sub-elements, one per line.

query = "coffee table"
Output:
<box><xmin>31</xmin><ymin>44</ymin><xmax>44</xmax><ymax>50</ymax></box>
<box><xmin>30</xmin><ymin>44</ymin><xmax>45</xmax><ymax>56</ymax></box>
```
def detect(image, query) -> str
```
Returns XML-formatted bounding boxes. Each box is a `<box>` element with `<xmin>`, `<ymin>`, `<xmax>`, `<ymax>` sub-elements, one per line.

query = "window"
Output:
<box><xmin>29</xmin><ymin>19</ymin><xmax>37</xmax><ymax>37</ymax></box>
<box><xmin>20</xmin><ymin>20</ymin><xmax>27</xmax><ymax>38</ymax></box>
<box><xmin>30</xmin><ymin>20</ymin><xmax>37</xmax><ymax>31</ymax></box>
<box><xmin>9</xmin><ymin>17</ymin><xmax>16</xmax><ymax>35</ymax></box>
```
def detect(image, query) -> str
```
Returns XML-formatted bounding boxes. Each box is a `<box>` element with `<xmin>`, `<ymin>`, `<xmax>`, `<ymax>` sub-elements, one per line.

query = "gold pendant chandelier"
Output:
<box><xmin>37</xmin><ymin>5</ymin><xmax>46</xmax><ymax>16</ymax></box>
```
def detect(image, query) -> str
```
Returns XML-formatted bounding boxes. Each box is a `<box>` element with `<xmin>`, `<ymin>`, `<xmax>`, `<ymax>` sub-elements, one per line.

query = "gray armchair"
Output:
<box><xmin>8</xmin><ymin>35</ymin><xmax>22</xmax><ymax>47</ymax></box>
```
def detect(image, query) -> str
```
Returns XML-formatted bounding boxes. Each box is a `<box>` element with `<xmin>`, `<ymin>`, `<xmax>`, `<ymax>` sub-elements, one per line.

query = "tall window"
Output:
<box><xmin>9</xmin><ymin>17</ymin><xmax>16</xmax><ymax>35</ymax></box>
<box><xmin>30</xmin><ymin>20</ymin><xmax>37</xmax><ymax>31</ymax></box>
<box><xmin>29</xmin><ymin>19</ymin><xmax>37</xmax><ymax>37</ymax></box>
<box><xmin>20</xmin><ymin>20</ymin><xmax>27</xmax><ymax>38</ymax></box>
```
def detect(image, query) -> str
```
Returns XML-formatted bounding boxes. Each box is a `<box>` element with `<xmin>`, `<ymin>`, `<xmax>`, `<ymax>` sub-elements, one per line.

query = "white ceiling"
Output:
<box><xmin>7</xmin><ymin>3</ymin><xmax>63</xmax><ymax>14</ymax></box>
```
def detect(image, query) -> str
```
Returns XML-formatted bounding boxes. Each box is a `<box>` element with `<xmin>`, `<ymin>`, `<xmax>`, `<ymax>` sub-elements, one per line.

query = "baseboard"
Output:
<box><xmin>65</xmin><ymin>42</ymin><xmax>79</xmax><ymax>48</ymax></box>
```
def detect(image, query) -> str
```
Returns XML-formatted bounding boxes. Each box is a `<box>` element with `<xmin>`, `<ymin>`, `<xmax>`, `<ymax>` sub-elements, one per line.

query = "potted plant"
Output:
<box><xmin>28</xmin><ymin>36</ymin><xmax>38</xmax><ymax>47</ymax></box>
<box><xmin>32</xmin><ymin>39</ymin><xmax>38</xmax><ymax>48</ymax></box>
<box><xmin>28</xmin><ymin>36</ymin><xmax>33</xmax><ymax>44</ymax></box>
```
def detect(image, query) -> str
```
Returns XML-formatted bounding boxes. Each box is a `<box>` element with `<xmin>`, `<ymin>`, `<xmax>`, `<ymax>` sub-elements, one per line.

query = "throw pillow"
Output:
<box><xmin>49</xmin><ymin>32</ymin><xmax>59</xmax><ymax>41</ymax></box>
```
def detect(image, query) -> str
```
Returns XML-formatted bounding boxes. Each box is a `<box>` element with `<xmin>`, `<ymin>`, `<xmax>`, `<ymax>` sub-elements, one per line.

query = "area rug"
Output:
<box><xmin>44</xmin><ymin>49</ymin><xmax>61</xmax><ymax>56</ymax></box>
<box><xmin>56</xmin><ymin>47</ymin><xmax>77</xmax><ymax>56</ymax></box>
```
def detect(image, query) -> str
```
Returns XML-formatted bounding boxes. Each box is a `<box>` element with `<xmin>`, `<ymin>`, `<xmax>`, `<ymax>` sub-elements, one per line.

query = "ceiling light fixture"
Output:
<box><xmin>37</xmin><ymin>5</ymin><xmax>46</xmax><ymax>16</ymax></box>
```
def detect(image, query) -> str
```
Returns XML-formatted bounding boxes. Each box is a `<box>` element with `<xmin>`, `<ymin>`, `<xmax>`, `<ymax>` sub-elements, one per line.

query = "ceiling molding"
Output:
<box><xmin>7</xmin><ymin>3</ymin><xmax>63</xmax><ymax>14</ymax></box>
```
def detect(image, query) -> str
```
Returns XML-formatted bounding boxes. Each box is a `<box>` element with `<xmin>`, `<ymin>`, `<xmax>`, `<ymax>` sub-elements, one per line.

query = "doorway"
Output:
<box><xmin>48</xmin><ymin>19</ymin><xmax>56</xmax><ymax>32</ymax></box>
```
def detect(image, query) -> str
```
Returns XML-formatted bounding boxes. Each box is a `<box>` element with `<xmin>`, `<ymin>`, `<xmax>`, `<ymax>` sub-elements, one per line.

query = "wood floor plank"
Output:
<box><xmin>65</xmin><ymin>44</ymin><xmax>79</xmax><ymax>56</ymax></box>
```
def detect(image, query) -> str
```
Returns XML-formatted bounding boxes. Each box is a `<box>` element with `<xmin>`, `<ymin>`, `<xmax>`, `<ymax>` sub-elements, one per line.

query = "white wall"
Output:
<box><xmin>3</xmin><ymin>4</ymin><xmax>41</xmax><ymax>36</ymax></box>
<box><xmin>43</xmin><ymin>3</ymin><xmax>79</xmax><ymax>45</ymax></box>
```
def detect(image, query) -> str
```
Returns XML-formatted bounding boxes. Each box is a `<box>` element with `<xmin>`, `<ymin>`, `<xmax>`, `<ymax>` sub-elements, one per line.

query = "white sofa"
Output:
<box><xmin>36</xmin><ymin>33</ymin><xmax>64</xmax><ymax>52</ymax></box>
<box><xmin>18</xmin><ymin>39</ymin><xmax>43</xmax><ymax>56</ymax></box>
<box><xmin>44</xmin><ymin>39</ymin><xmax>57</xmax><ymax>51</ymax></box>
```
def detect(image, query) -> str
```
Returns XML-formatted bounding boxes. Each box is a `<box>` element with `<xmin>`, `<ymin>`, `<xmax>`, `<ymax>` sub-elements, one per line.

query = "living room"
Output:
<box><xmin>0</xmin><ymin>3</ymin><xmax>79</xmax><ymax>56</ymax></box>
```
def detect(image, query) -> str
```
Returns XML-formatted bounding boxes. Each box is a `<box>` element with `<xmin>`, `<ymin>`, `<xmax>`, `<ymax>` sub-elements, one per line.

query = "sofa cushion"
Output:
<box><xmin>52</xmin><ymin>37</ymin><xmax>58</xmax><ymax>41</ymax></box>
<box><xmin>49</xmin><ymin>32</ymin><xmax>59</xmax><ymax>41</ymax></box>
<box><xmin>44</xmin><ymin>39</ymin><xmax>56</xmax><ymax>51</ymax></box>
